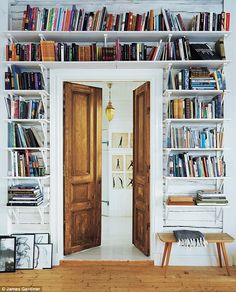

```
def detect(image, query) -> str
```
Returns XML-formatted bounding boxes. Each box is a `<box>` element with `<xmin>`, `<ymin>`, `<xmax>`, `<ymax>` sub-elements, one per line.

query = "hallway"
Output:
<box><xmin>63</xmin><ymin>216</ymin><xmax>149</xmax><ymax>260</ymax></box>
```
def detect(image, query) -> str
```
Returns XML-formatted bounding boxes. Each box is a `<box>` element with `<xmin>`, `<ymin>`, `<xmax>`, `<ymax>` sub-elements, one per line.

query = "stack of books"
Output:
<box><xmin>8</xmin><ymin>123</ymin><xmax>44</xmax><ymax>148</ymax></box>
<box><xmin>167</xmin><ymin>95</ymin><xmax>224</xmax><ymax>119</ymax></box>
<box><xmin>168</xmin><ymin>153</ymin><xmax>226</xmax><ymax>177</ymax></box>
<box><xmin>167</xmin><ymin>196</ymin><xmax>195</xmax><ymax>206</ymax></box>
<box><xmin>169</xmin><ymin>68</ymin><xmax>226</xmax><ymax>90</ymax></box>
<box><xmin>4</xmin><ymin>97</ymin><xmax>44</xmax><ymax>119</ymax></box>
<box><xmin>196</xmin><ymin>190</ymin><xmax>228</xmax><ymax>206</ymax></box>
<box><xmin>7</xmin><ymin>184</ymin><xmax>43</xmax><ymax>206</ymax></box>
<box><xmin>166</xmin><ymin>126</ymin><xmax>224</xmax><ymax>148</ymax></box>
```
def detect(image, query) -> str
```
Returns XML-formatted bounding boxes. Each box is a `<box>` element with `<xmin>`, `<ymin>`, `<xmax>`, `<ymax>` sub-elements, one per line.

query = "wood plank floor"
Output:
<box><xmin>0</xmin><ymin>261</ymin><xmax>236</xmax><ymax>292</ymax></box>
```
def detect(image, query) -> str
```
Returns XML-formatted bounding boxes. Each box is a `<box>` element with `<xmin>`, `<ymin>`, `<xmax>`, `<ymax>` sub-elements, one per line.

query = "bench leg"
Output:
<box><xmin>220</xmin><ymin>243</ymin><xmax>231</xmax><ymax>276</ymax></box>
<box><xmin>216</xmin><ymin>243</ymin><xmax>222</xmax><ymax>268</ymax></box>
<box><xmin>164</xmin><ymin>242</ymin><xmax>172</xmax><ymax>277</ymax></box>
<box><xmin>161</xmin><ymin>243</ymin><xmax>169</xmax><ymax>267</ymax></box>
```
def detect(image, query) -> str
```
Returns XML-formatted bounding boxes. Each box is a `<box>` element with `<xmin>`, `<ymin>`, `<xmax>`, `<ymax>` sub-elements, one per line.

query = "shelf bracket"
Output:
<box><xmin>215</xmin><ymin>208</ymin><xmax>223</xmax><ymax>222</ymax></box>
<box><xmin>36</xmin><ymin>178</ymin><xmax>43</xmax><ymax>193</ymax></box>
<box><xmin>39</xmin><ymin>65</ymin><xmax>49</xmax><ymax>92</ymax></box>
<box><xmin>38</xmin><ymin>33</ymin><xmax>46</xmax><ymax>41</ymax></box>
<box><xmin>104</xmin><ymin>33</ymin><xmax>108</xmax><ymax>47</ymax></box>
<box><xmin>40</xmin><ymin>93</ymin><xmax>47</xmax><ymax>120</ymax></box>
<box><xmin>39</xmin><ymin>121</ymin><xmax>47</xmax><ymax>146</ymax></box>
<box><xmin>164</xmin><ymin>205</ymin><xmax>170</xmax><ymax>222</ymax></box>
<box><xmin>41</xmin><ymin>149</ymin><xmax>48</xmax><ymax>171</ymax></box>
<box><xmin>38</xmin><ymin>207</ymin><xmax>45</xmax><ymax>225</ymax></box>
<box><xmin>7</xmin><ymin>33</ymin><xmax>17</xmax><ymax>44</ymax></box>
<box><xmin>8</xmin><ymin>208</ymin><xmax>19</xmax><ymax>224</ymax></box>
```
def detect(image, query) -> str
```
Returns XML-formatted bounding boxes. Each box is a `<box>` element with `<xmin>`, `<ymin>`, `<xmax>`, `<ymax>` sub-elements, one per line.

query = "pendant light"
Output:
<box><xmin>105</xmin><ymin>82</ymin><xmax>115</xmax><ymax>122</ymax></box>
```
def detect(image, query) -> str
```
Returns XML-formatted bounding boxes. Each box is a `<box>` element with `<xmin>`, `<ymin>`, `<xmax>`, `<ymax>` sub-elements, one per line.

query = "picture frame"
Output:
<box><xmin>126</xmin><ymin>173</ymin><xmax>133</xmax><ymax>189</ymax></box>
<box><xmin>112</xmin><ymin>133</ymin><xmax>128</xmax><ymax>148</ymax></box>
<box><xmin>34</xmin><ymin>243</ymin><xmax>53</xmax><ymax>269</ymax></box>
<box><xmin>130</xmin><ymin>133</ymin><xmax>133</xmax><ymax>148</ymax></box>
<box><xmin>112</xmin><ymin>173</ymin><xmax>125</xmax><ymax>189</ymax></box>
<box><xmin>0</xmin><ymin>236</ymin><xmax>16</xmax><ymax>273</ymax></box>
<box><xmin>112</xmin><ymin>155</ymin><xmax>124</xmax><ymax>171</ymax></box>
<box><xmin>126</xmin><ymin>155</ymin><xmax>133</xmax><ymax>171</ymax></box>
<box><xmin>35</xmin><ymin>233</ymin><xmax>50</xmax><ymax>244</ymax></box>
<box><xmin>12</xmin><ymin>233</ymin><xmax>35</xmax><ymax>270</ymax></box>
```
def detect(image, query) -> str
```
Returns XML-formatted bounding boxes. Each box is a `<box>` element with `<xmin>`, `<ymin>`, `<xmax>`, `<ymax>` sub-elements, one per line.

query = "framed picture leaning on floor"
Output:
<box><xmin>12</xmin><ymin>233</ymin><xmax>35</xmax><ymax>270</ymax></box>
<box><xmin>0</xmin><ymin>236</ymin><xmax>16</xmax><ymax>272</ymax></box>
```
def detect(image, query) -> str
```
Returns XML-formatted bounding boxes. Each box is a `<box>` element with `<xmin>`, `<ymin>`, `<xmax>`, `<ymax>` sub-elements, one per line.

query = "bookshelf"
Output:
<box><xmin>1</xmin><ymin>1</ymin><xmax>232</xmax><ymax>241</ymax></box>
<box><xmin>162</xmin><ymin>61</ymin><xmax>229</xmax><ymax>229</ymax></box>
<box><xmin>2</xmin><ymin>50</ymin><xmax>50</xmax><ymax>224</ymax></box>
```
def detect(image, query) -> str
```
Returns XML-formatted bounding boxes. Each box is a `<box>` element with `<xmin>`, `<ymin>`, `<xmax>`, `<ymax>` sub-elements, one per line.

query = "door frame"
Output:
<box><xmin>50</xmin><ymin>69</ymin><xmax>163</xmax><ymax>265</ymax></box>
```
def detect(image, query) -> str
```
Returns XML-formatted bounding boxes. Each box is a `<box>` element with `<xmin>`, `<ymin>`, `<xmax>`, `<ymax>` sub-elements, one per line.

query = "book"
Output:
<box><xmin>190</xmin><ymin>43</ymin><xmax>220</xmax><ymax>60</ymax></box>
<box><xmin>167</xmin><ymin>196</ymin><xmax>195</xmax><ymax>205</ymax></box>
<box><xmin>215</xmin><ymin>38</ymin><xmax>226</xmax><ymax>60</ymax></box>
<box><xmin>40</xmin><ymin>41</ymin><xmax>55</xmax><ymax>61</ymax></box>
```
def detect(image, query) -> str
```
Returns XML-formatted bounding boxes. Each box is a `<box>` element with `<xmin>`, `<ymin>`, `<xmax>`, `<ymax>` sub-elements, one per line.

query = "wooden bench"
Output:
<box><xmin>158</xmin><ymin>233</ymin><xmax>235</xmax><ymax>276</ymax></box>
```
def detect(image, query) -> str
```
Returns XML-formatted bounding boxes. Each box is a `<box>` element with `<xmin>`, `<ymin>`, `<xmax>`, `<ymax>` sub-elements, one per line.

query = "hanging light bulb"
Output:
<box><xmin>105</xmin><ymin>82</ymin><xmax>115</xmax><ymax>122</ymax></box>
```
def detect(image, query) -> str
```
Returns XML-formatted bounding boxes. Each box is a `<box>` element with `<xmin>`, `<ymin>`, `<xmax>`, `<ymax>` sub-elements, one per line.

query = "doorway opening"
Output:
<box><xmin>63</xmin><ymin>80</ymin><xmax>151</xmax><ymax>260</ymax></box>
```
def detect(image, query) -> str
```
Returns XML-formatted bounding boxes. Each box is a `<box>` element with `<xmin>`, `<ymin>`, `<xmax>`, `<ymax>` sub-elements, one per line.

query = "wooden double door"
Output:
<box><xmin>63</xmin><ymin>82</ymin><xmax>150</xmax><ymax>256</ymax></box>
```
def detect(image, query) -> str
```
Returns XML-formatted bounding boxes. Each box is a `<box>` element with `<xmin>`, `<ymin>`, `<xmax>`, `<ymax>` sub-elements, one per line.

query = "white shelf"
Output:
<box><xmin>2</xmin><ymin>90</ymin><xmax>49</xmax><ymax>96</ymax></box>
<box><xmin>5</xmin><ymin>147</ymin><xmax>50</xmax><ymax>151</ymax></box>
<box><xmin>3</xmin><ymin>175</ymin><xmax>50</xmax><ymax>180</ymax></box>
<box><xmin>164</xmin><ymin>118</ymin><xmax>228</xmax><ymax>123</ymax></box>
<box><xmin>163</xmin><ymin>90</ymin><xmax>229</xmax><ymax>97</ymax></box>
<box><xmin>6</xmin><ymin>119</ymin><xmax>50</xmax><ymax>123</ymax></box>
<box><xmin>165</xmin><ymin>204</ymin><xmax>230</xmax><ymax>209</ymax></box>
<box><xmin>163</xmin><ymin>148</ymin><xmax>225</xmax><ymax>152</ymax></box>
<box><xmin>4</xmin><ymin>30</ymin><xmax>230</xmax><ymax>42</ymax></box>
<box><xmin>164</xmin><ymin>176</ymin><xmax>228</xmax><ymax>180</ymax></box>
<box><xmin>3</xmin><ymin>200</ymin><xmax>49</xmax><ymax>209</ymax></box>
<box><xmin>2</xmin><ymin>60</ymin><xmax>231</xmax><ymax>70</ymax></box>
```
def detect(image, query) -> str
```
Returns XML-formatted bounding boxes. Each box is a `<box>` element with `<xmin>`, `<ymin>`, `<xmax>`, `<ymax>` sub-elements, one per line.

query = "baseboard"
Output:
<box><xmin>60</xmin><ymin>260</ymin><xmax>154</xmax><ymax>267</ymax></box>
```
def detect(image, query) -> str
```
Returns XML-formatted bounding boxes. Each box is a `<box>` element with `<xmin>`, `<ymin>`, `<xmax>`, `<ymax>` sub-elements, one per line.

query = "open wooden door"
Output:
<box><xmin>133</xmin><ymin>82</ymin><xmax>150</xmax><ymax>256</ymax></box>
<box><xmin>63</xmin><ymin>82</ymin><xmax>102</xmax><ymax>255</ymax></box>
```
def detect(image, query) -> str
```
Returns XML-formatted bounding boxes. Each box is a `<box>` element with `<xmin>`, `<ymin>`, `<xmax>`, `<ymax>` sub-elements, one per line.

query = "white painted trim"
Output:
<box><xmin>50</xmin><ymin>69</ymin><xmax>163</xmax><ymax>265</ymax></box>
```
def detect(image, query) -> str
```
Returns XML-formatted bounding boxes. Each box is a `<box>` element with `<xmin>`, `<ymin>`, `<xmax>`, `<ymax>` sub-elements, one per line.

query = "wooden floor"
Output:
<box><xmin>0</xmin><ymin>261</ymin><xmax>236</xmax><ymax>292</ymax></box>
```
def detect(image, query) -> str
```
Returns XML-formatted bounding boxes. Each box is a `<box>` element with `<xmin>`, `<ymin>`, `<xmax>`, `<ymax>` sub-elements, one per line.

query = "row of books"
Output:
<box><xmin>190</xmin><ymin>12</ymin><xmax>230</xmax><ymax>32</ymax></box>
<box><xmin>196</xmin><ymin>190</ymin><xmax>228</xmax><ymax>206</ymax></box>
<box><xmin>6</xmin><ymin>39</ymin><xmax>225</xmax><ymax>63</ymax></box>
<box><xmin>167</xmin><ymin>95</ymin><xmax>224</xmax><ymax>119</ymax></box>
<box><xmin>5</xmin><ymin>97</ymin><xmax>45</xmax><ymax>119</ymax></box>
<box><xmin>166</xmin><ymin>126</ymin><xmax>224</xmax><ymax>149</ymax></box>
<box><xmin>5</xmin><ymin>68</ymin><xmax>44</xmax><ymax>90</ymax></box>
<box><xmin>21</xmin><ymin>5</ymin><xmax>230</xmax><ymax>32</ymax></box>
<box><xmin>7</xmin><ymin>184</ymin><xmax>43</xmax><ymax>206</ymax></box>
<box><xmin>6</xmin><ymin>43</ymin><xmax>42</xmax><ymax>62</ymax></box>
<box><xmin>8</xmin><ymin>123</ymin><xmax>44</xmax><ymax>148</ymax></box>
<box><xmin>168</xmin><ymin>154</ymin><xmax>226</xmax><ymax>177</ymax></box>
<box><xmin>168</xmin><ymin>68</ymin><xmax>226</xmax><ymax>90</ymax></box>
<box><xmin>10</xmin><ymin>150</ymin><xmax>45</xmax><ymax>177</ymax></box>
<box><xmin>6</xmin><ymin>41</ymin><xmax>160</xmax><ymax>62</ymax></box>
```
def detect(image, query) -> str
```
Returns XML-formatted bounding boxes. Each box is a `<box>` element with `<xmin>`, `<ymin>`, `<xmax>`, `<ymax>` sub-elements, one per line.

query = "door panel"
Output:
<box><xmin>133</xmin><ymin>82</ymin><xmax>150</xmax><ymax>256</ymax></box>
<box><xmin>64</xmin><ymin>82</ymin><xmax>102</xmax><ymax>255</ymax></box>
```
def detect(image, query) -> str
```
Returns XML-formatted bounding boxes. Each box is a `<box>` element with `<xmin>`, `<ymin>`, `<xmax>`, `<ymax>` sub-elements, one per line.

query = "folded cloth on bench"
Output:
<box><xmin>174</xmin><ymin>230</ymin><xmax>208</xmax><ymax>247</ymax></box>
